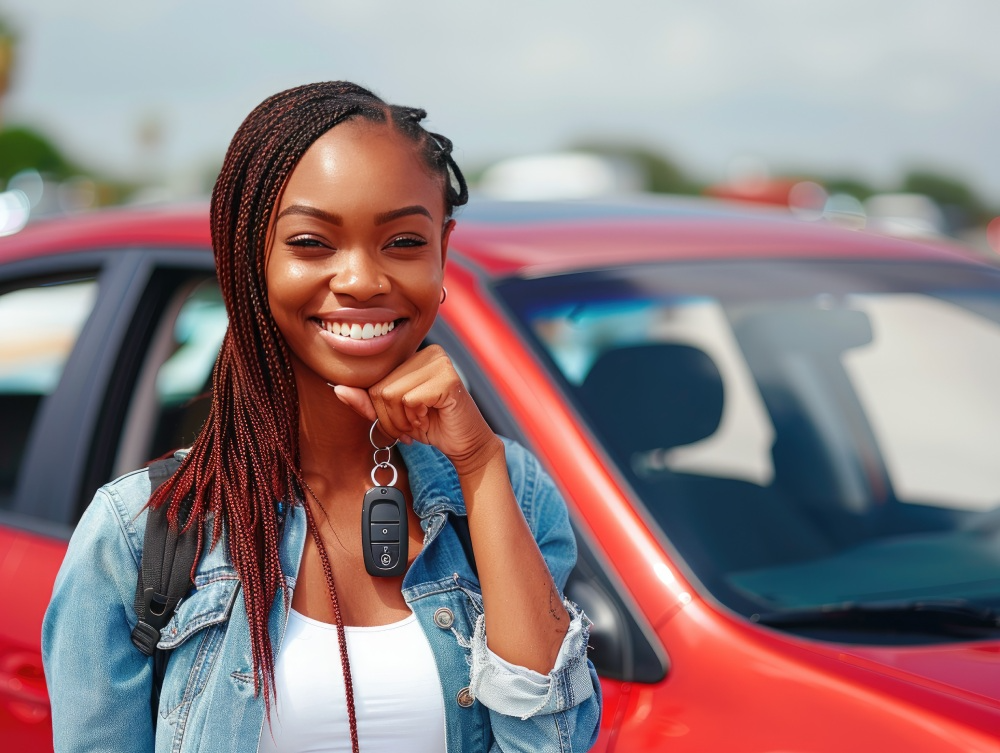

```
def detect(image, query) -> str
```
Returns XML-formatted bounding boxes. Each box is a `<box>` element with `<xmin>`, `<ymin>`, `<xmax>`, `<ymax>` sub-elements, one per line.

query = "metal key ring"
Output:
<box><xmin>371</xmin><ymin>461</ymin><xmax>399</xmax><ymax>488</ymax></box>
<box><xmin>369</xmin><ymin>419</ymin><xmax>399</xmax><ymax>451</ymax></box>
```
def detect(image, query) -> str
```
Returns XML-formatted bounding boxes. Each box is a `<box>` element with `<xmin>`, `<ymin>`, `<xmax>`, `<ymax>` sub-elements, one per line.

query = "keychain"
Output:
<box><xmin>361</xmin><ymin>420</ymin><xmax>408</xmax><ymax>577</ymax></box>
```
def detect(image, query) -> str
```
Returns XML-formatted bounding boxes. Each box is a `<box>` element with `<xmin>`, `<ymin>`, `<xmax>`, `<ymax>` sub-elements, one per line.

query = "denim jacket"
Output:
<box><xmin>43</xmin><ymin>438</ymin><xmax>601</xmax><ymax>752</ymax></box>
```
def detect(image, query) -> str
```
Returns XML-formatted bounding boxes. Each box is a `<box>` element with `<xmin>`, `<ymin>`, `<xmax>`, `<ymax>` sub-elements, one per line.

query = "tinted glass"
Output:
<box><xmin>497</xmin><ymin>260</ymin><xmax>1000</xmax><ymax>626</ymax></box>
<box><xmin>113</xmin><ymin>279</ymin><xmax>226</xmax><ymax>476</ymax></box>
<box><xmin>0</xmin><ymin>277</ymin><xmax>98</xmax><ymax>507</ymax></box>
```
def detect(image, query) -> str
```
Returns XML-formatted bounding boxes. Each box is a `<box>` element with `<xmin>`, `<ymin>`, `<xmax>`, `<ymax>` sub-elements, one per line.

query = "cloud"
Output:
<box><xmin>3</xmin><ymin>0</ymin><xmax>999</xmax><ymax>201</ymax></box>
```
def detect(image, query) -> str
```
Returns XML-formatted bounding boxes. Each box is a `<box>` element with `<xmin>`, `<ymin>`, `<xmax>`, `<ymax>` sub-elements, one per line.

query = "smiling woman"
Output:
<box><xmin>41</xmin><ymin>82</ymin><xmax>601</xmax><ymax>753</ymax></box>
<box><xmin>265</xmin><ymin>121</ymin><xmax>451</xmax><ymax>389</ymax></box>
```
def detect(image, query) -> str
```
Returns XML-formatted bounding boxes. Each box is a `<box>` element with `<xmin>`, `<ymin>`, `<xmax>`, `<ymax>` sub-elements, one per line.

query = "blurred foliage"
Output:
<box><xmin>816</xmin><ymin>177</ymin><xmax>877</xmax><ymax>202</ymax></box>
<box><xmin>0</xmin><ymin>126</ymin><xmax>76</xmax><ymax>181</ymax></box>
<box><xmin>902</xmin><ymin>168</ymin><xmax>991</xmax><ymax>226</ymax></box>
<box><xmin>771</xmin><ymin>165</ymin><xmax>996</xmax><ymax>231</ymax></box>
<box><xmin>0</xmin><ymin>15</ymin><xmax>17</xmax><ymax>99</ymax></box>
<box><xmin>570</xmin><ymin>141</ymin><xmax>704</xmax><ymax>194</ymax></box>
<box><xmin>0</xmin><ymin>124</ymin><xmax>138</xmax><ymax>206</ymax></box>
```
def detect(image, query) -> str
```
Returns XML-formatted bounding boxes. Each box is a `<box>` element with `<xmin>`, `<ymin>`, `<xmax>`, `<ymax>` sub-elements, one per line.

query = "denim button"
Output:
<box><xmin>433</xmin><ymin>607</ymin><xmax>454</xmax><ymax>629</ymax></box>
<box><xmin>456</xmin><ymin>687</ymin><xmax>475</xmax><ymax>708</ymax></box>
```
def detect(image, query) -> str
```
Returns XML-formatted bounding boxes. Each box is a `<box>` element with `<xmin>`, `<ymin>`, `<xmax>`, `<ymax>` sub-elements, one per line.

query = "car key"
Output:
<box><xmin>362</xmin><ymin>486</ymin><xmax>408</xmax><ymax>576</ymax></box>
<box><xmin>361</xmin><ymin>420</ymin><xmax>408</xmax><ymax>577</ymax></box>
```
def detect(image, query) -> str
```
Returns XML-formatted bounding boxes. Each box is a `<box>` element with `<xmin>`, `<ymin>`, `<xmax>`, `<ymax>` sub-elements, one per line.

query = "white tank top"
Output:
<box><xmin>258</xmin><ymin>610</ymin><xmax>446</xmax><ymax>753</ymax></box>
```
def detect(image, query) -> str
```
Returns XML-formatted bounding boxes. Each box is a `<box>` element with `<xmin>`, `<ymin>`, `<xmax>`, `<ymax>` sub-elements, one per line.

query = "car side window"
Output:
<box><xmin>113</xmin><ymin>278</ymin><xmax>226</xmax><ymax>477</ymax></box>
<box><xmin>0</xmin><ymin>276</ymin><xmax>99</xmax><ymax>509</ymax></box>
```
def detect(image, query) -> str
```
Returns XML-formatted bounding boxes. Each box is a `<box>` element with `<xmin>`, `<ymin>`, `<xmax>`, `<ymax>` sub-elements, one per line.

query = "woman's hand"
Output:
<box><xmin>333</xmin><ymin>344</ymin><xmax>501</xmax><ymax>476</ymax></box>
<box><xmin>338</xmin><ymin>345</ymin><xmax>570</xmax><ymax>674</ymax></box>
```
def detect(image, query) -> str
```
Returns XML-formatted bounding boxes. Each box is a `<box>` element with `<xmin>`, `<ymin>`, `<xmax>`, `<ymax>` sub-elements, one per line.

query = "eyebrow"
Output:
<box><xmin>374</xmin><ymin>205</ymin><xmax>433</xmax><ymax>225</ymax></box>
<box><xmin>276</xmin><ymin>205</ymin><xmax>343</xmax><ymax>224</ymax></box>
<box><xmin>275</xmin><ymin>204</ymin><xmax>432</xmax><ymax>226</ymax></box>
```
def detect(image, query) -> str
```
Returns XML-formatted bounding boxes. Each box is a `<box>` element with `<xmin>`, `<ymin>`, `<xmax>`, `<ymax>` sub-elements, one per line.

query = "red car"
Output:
<box><xmin>2</xmin><ymin>197</ymin><xmax>1000</xmax><ymax>750</ymax></box>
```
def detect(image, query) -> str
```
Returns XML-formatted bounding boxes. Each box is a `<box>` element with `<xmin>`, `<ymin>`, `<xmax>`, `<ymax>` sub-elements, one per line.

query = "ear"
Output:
<box><xmin>440</xmin><ymin>219</ymin><xmax>455</xmax><ymax>269</ymax></box>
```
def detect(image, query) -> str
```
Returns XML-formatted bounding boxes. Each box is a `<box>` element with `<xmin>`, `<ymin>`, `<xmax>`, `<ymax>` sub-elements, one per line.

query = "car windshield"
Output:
<box><xmin>496</xmin><ymin>259</ymin><xmax>1000</xmax><ymax>628</ymax></box>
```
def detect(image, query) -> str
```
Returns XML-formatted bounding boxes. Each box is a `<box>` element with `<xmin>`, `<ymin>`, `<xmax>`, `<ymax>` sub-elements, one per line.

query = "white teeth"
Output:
<box><xmin>322</xmin><ymin>320</ymin><xmax>396</xmax><ymax>340</ymax></box>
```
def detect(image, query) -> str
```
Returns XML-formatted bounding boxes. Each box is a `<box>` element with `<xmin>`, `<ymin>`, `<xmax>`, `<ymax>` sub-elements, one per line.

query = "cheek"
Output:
<box><xmin>266</xmin><ymin>259</ymin><xmax>314</xmax><ymax>311</ymax></box>
<box><xmin>408</xmin><ymin>271</ymin><xmax>444</xmax><ymax>307</ymax></box>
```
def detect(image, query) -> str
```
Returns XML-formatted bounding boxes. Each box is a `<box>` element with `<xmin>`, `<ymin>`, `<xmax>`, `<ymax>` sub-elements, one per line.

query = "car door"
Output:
<box><xmin>0</xmin><ymin>245</ymin><xmax>217</xmax><ymax>751</ymax></box>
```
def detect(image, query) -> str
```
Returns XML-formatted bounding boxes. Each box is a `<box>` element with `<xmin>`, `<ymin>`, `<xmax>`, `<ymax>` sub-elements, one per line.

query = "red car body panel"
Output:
<box><xmin>2</xmin><ymin>202</ymin><xmax>999</xmax><ymax>750</ymax></box>
<box><xmin>437</xmin><ymin>250</ymin><xmax>1000</xmax><ymax>751</ymax></box>
<box><xmin>0</xmin><ymin>527</ymin><xmax>65</xmax><ymax>750</ymax></box>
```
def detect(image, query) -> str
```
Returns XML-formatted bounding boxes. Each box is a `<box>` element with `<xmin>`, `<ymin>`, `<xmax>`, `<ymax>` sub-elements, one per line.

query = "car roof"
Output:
<box><xmin>1</xmin><ymin>196</ymin><xmax>988</xmax><ymax>278</ymax></box>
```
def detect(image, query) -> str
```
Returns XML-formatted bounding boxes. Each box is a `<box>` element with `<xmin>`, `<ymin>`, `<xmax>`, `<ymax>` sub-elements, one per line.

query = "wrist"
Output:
<box><xmin>451</xmin><ymin>435</ymin><xmax>505</xmax><ymax>479</ymax></box>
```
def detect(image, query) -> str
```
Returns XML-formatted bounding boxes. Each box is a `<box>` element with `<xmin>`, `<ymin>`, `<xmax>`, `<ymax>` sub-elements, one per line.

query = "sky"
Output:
<box><xmin>2</xmin><ymin>0</ymin><xmax>999</xmax><ymax>203</ymax></box>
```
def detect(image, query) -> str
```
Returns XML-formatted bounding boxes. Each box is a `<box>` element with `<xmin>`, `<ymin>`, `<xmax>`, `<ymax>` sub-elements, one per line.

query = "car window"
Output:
<box><xmin>0</xmin><ymin>276</ymin><xmax>98</xmax><ymax>509</ymax></box>
<box><xmin>528</xmin><ymin>296</ymin><xmax>775</xmax><ymax>486</ymax></box>
<box><xmin>496</xmin><ymin>260</ymin><xmax>1000</xmax><ymax>633</ymax></box>
<box><xmin>113</xmin><ymin>278</ymin><xmax>226</xmax><ymax>477</ymax></box>
<box><xmin>843</xmin><ymin>293</ymin><xmax>1000</xmax><ymax>512</ymax></box>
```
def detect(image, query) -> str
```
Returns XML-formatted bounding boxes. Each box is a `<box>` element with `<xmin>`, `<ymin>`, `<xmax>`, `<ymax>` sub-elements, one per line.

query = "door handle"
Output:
<box><xmin>0</xmin><ymin>652</ymin><xmax>50</xmax><ymax>724</ymax></box>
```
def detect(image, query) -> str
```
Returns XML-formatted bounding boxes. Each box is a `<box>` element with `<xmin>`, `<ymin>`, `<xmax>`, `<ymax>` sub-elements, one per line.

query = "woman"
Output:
<box><xmin>42</xmin><ymin>82</ymin><xmax>601</xmax><ymax>752</ymax></box>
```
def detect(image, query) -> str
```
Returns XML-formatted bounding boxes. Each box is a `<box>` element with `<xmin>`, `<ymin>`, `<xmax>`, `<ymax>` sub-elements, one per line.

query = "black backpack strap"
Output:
<box><xmin>130</xmin><ymin>456</ymin><xmax>196</xmax><ymax>729</ymax></box>
<box><xmin>131</xmin><ymin>456</ymin><xmax>195</xmax><ymax>655</ymax></box>
<box><xmin>447</xmin><ymin>511</ymin><xmax>478</xmax><ymax>579</ymax></box>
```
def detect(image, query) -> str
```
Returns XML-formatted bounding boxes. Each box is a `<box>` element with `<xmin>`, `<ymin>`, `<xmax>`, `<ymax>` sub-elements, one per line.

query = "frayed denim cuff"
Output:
<box><xmin>468</xmin><ymin>599</ymin><xmax>595</xmax><ymax>719</ymax></box>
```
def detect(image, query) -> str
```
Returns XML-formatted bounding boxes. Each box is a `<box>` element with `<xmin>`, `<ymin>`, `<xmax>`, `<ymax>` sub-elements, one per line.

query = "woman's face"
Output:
<box><xmin>265</xmin><ymin>119</ymin><xmax>452</xmax><ymax>390</ymax></box>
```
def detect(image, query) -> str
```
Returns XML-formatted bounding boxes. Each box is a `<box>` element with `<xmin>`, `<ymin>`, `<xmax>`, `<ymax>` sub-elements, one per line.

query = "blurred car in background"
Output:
<box><xmin>3</xmin><ymin>197</ymin><xmax>1000</xmax><ymax>751</ymax></box>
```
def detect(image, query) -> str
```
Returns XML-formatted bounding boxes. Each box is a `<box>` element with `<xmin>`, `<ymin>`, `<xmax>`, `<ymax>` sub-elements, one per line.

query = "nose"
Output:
<box><xmin>329</xmin><ymin>249</ymin><xmax>388</xmax><ymax>300</ymax></box>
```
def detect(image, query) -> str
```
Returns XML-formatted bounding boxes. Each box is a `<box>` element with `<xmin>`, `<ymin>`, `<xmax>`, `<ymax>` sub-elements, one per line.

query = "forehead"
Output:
<box><xmin>278</xmin><ymin>119</ymin><xmax>444</xmax><ymax>215</ymax></box>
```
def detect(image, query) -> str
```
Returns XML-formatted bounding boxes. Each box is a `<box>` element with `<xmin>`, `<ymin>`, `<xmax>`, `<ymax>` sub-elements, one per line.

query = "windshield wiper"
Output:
<box><xmin>751</xmin><ymin>599</ymin><xmax>1000</xmax><ymax>637</ymax></box>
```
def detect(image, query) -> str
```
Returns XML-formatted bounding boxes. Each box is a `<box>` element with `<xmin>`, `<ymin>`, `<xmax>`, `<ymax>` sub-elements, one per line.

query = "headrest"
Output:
<box><xmin>578</xmin><ymin>343</ymin><xmax>724</xmax><ymax>459</ymax></box>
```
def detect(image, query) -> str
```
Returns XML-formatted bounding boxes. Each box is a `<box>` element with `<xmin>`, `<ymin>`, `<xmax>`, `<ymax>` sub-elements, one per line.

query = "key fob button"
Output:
<box><xmin>370</xmin><ymin>500</ymin><xmax>400</xmax><ymax>522</ymax></box>
<box><xmin>372</xmin><ymin>544</ymin><xmax>400</xmax><ymax>570</ymax></box>
<box><xmin>370</xmin><ymin>523</ymin><xmax>399</xmax><ymax>543</ymax></box>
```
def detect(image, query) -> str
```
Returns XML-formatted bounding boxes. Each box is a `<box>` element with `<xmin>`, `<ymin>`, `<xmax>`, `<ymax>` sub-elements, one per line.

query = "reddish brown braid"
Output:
<box><xmin>146</xmin><ymin>82</ymin><xmax>468</xmax><ymax>746</ymax></box>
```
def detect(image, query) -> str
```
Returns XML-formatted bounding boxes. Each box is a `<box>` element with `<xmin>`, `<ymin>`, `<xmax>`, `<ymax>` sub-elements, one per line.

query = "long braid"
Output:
<box><xmin>147</xmin><ymin>82</ymin><xmax>468</xmax><ymax>734</ymax></box>
<box><xmin>303</xmin><ymin>499</ymin><xmax>360</xmax><ymax>753</ymax></box>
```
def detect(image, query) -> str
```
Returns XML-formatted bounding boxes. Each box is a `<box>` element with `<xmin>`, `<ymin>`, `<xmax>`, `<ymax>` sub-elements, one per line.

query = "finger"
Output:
<box><xmin>333</xmin><ymin>385</ymin><xmax>377</xmax><ymax>422</ymax></box>
<box><xmin>369</xmin><ymin>382</ymin><xmax>413</xmax><ymax>443</ymax></box>
<box><xmin>401</xmin><ymin>403</ymin><xmax>431</xmax><ymax>443</ymax></box>
<box><xmin>403</xmin><ymin>401</ymin><xmax>429</xmax><ymax>430</ymax></box>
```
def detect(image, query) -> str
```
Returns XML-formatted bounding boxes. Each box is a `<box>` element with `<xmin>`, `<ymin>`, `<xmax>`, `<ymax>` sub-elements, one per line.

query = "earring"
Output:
<box><xmin>440</xmin><ymin>286</ymin><xmax>448</xmax><ymax>304</ymax></box>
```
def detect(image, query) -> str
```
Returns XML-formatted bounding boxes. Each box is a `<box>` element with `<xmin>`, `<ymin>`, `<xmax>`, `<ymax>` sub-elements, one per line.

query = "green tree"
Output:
<box><xmin>901</xmin><ymin>168</ymin><xmax>990</xmax><ymax>228</ymax></box>
<box><xmin>0</xmin><ymin>125</ymin><xmax>76</xmax><ymax>183</ymax></box>
<box><xmin>0</xmin><ymin>15</ymin><xmax>16</xmax><ymax>105</ymax></box>
<box><xmin>571</xmin><ymin>141</ymin><xmax>703</xmax><ymax>194</ymax></box>
<box><xmin>818</xmin><ymin>177</ymin><xmax>877</xmax><ymax>202</ymax></box>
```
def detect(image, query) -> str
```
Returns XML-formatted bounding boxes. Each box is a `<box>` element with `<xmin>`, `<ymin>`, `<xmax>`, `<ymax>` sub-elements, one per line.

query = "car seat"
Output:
<box><xmin>577</xmin><ymin>343</ymin><xmax>835</xmax><ymax>583</ymax></box>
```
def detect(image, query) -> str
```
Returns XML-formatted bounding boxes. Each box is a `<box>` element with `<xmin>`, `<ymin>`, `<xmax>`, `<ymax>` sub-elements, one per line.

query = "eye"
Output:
<box><xmin>387</xmin><ymin>235</ymin><xmax>427</xmax><ymax>249</ymax></box>
<box><xmin>286</xmin><ymin>236</ymin><xmax>328</xmax><ymax>249</ymax></box>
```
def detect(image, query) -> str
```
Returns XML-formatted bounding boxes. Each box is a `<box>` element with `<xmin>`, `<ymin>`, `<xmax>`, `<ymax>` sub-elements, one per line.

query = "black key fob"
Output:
<box><xmin>362</xmin><ymin>486</ymin><xmax>408</xmax><ymax>577</ymax></box>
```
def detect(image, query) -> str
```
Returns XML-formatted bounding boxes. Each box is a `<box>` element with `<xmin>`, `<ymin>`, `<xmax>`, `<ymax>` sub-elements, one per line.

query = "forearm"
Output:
<box><xmin>456</xmin><ymin>439</ymin><xmax>570</xmax><ymax>674</ymax></box>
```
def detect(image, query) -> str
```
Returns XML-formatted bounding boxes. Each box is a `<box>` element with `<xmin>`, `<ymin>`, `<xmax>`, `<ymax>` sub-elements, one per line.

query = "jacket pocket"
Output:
<box><xmin>159</xmin><ymin>571</ymin><xmax>240</xmax><ymax>650</ymax></box>
<box><xmin>155</xmin><ymin>573</ymin><xmax>240</xmax><ymax>718</ymax></box>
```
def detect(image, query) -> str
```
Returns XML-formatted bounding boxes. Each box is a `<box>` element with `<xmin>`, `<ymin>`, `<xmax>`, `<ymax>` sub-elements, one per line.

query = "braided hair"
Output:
<box><xmin>148</xmin><ymin>82</ymin><xmax>468</xmax><ymax>746</ymax></box>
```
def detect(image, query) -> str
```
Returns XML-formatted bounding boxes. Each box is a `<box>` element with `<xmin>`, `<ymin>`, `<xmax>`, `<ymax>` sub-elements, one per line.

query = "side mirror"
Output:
<box><xmin>565</xmin><ymin>537</ymin><xmax>668</xmax><ymax>683</ymax></box>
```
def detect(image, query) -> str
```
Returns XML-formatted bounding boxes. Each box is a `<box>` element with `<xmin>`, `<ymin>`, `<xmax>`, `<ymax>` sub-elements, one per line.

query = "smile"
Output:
<box><xmin>318</xmin><ymin>320</ymin><xmax>397</xmax><ymax>340</ymax></box>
